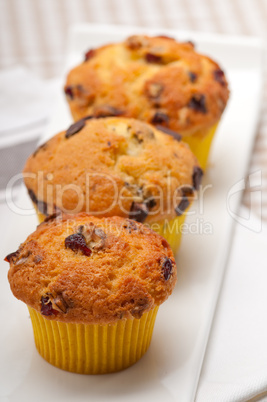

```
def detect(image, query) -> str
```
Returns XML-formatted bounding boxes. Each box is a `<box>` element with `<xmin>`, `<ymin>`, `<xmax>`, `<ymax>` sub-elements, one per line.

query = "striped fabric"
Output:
<box><xmin>0</xmin><ymin>0</ymin><xmax>266</xmax><ymax>218</ymax></box>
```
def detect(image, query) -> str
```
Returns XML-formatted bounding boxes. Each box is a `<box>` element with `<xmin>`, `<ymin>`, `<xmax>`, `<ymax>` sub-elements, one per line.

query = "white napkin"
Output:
<box><xmin>196</xmin><ymin>208</ymin><xmax>267</xmax><ymax>402</ymax></box>
<box><xmin>0</xmin><ymin>67</ymin><xmax>57</xmax><ymax>199</ymax></box>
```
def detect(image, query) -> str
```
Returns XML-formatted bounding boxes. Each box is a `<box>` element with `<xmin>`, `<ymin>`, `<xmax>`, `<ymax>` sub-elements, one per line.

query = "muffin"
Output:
<box><xmin>64</xmin><ymin>35</ymin><xmax>229</xmax><ymax>169</ymax></box>
<box><xmin>23</xmin><ymin>117</ymin><xmax>202</xmax><ymax>254</ymax></box>
<box><xmin>6</xmin><ymin>213</ymin><xmax>177</xmax><ymax>374</ymax></box>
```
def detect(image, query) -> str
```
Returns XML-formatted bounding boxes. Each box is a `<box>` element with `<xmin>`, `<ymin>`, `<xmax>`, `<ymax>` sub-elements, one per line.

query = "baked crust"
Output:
<box><xmin>64</xmin><ymin>35</ymin><xmax>229</xmax><ymax>136</ymax></box>
<box><xmin>7</xmin><ymin>214</ymin><xmax>176</xmax><ymax>324</ymax></box>
<box><xmin>23</xmin><ymin>117</ymin><xmax>200</xmax><ymax>223</ymax></box>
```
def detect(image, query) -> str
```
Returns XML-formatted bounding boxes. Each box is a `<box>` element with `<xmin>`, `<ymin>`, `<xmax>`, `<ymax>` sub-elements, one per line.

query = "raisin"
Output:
<box><xmin>214</xmin><ymin>69</ymin><xmax>226</xmax><ymax>86</ymax></box>
<box><xmin>188</xmin><ymin>94</ymin><xmax>207</xmax><ymax>114</ymax></box>
<box><xmin>161</xmin><ymin>257</ymin><xmax>173</xmax><ymax>280</ymax></box>
<box><xmin>192</xmin><ymin>166</ymin><xmax>203</xmax><ymax>190</ymax></box>
<box><xmin>84</xmin><ymin>49</ymin><xmax>95</xmax><ymax>61</ymax></box>
<box><xmin>175</xmin><ymin>196</ymin><xmax>190</xmax><ymax>216</ymax></box>
<box><xmin>65</xmin><ymin>119</ymin><xmax>85</xmax><ymax>139</ymax></box>
<box><xmin>41</xmin><ymin>296</ymin><xmax>58</xmax><ymax>316</ymax></box>
<box><xmin>151</xmin><ymin>112</ymin><xmax>169</xmax><ymax>125</ymax></box>
<box><xmin>4</xmin><ymin>250</ymin><xmax>19</xmax><ymax>263</ymax></box>
<box><xmin>156</xmin><ymin>125</ymin><xmax>181</xmax><ymax>141</ymax></box>
<box><xmin>65</xmin><ymin>233</ymin><xmax>91</xmax><ymax>256</ymax></box>
<box><xmin>64</xmin><ymin>86</ymin><xmax>74</xmax><ymax>100</ymax></box>
<box><xmin>188</xmin><ymin>72</ymin><xmax>197</xmax><ymax>83</ymax></box>
<box><xmin>145</xmin><ymin>53</ymin><xmax>162</xmax><ymax>63</ymax></box>
<box><xmin>129</xmin><ymin>202</ymin><xmax>148</xmax><ymax>223</ymax></box>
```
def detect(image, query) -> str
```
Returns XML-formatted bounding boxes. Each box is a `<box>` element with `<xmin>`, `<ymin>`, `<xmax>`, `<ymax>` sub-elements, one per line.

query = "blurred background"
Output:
<box><xmin>0</xmin><ymin>0</ymin><xmax>267</xmax><ymax>218</ymax></box>
<box><xmin>1</xmin><ymin>0</ymin><xmax>267</xmax><ymax>78</ymax></box>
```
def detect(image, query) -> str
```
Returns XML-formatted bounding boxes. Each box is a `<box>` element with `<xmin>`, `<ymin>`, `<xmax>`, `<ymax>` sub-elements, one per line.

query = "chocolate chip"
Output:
<box><xmin>28</xmin><ymin>189</ymin><xmax>38</xmax><ymax>204</ymax></box>
<box><xmin>188</xmin><ymin>72</ymin><xmax>197</xmax><ymax>83</ymax></box>
<box><xmin>41</xmin><ymin>295</ymin><xmax>59</xmax><ymax>316</ymax></box>
<box><xmin>214</xmin><ymin>69</ymin><xmax>226</xmax><ymax>86</ymax></box>
<box><xmin>186</xmin><ymin>40</ymin><xmax>195</xmax><ymax>47</ymax></box>
<box><xmin>65</xmin><ymin>233</ymin><xmax>92</xmax><ymax>256</ymax></box>
<box><xmin>43</xmin><ymin>212</ymin><xmax>61</xmax><ymax>223</ymax></box>
<box><xmin>84</xmin><ymin>49</ymin><xmax>95</xmax><ymax>61</ymax></box>
<box><xmin>145</xmin><ymin>53</ymin><xmax>162</xmax><ymax>63</ymax></box>
<box><xmin>4</xmin><ymin>250</ymin><xmax>19</xmax><ymax>263</ymax></box>
<box><xmin>161</xmin><ymin>257</ymin><xmax>173</xmax><ymax>280</ymax></box>
<box><xmin>64</xmin><ymin>86</ymin><xmax>74</xmax><ymax>100</ymax></box>
<box><xmin>93</xmin><ymin>105</ymin><xmax>123</xmax><ymax>118</ymax></box>
<box><xmin>129</xmin><ymin>202</ymin><xmax>148</xmax><ymax>223</ymax></box>
<box><xmin>83</xmin><ymin>115</ymin><xmax>94</xmax><ymax>120</ymax></box>
<box><xmin>151</xmin><ymin>112</ymin><xmax>169</xmax><ymax>125</ymax></box>
<box><xmin>175</xmin><ymin>196</ymin><xmax>190</xmax><ymax>216</ymax></box>
<box><xmin>192</xmin><ymin>166</ymin><xmax>203</xmax><ymax>190</ymax></box>
<box><xmin>28</xmin><ymin>189</ymin><xmax>50</xmax><ymax>216</ymax></box>
<box><xmin>181</xmin><ymin>185</ymin><xmax>194</xmax><ymax>197</ymax></box>
<box><xmin>65</xmin><ymin>119</ymin><xmax>85</xmax><ymax>139</ymax></box>
<box><xmin>145</xmin><ymin>197</ymin><xmax>157</xmax><ymax>209</ymax></box>
<box><xmin>37</xmin><ymin>201</ymin><xmax>49</xmax><ymax>216</ymax></box>
<box><xmin>188</xmin><ymin>94</ymin><xmax>207</xmax><ymax>114</ymax></box>
<box><xmin>156</xmin><ymin>125</ymin><xmax>181</xmax><ymax>141</ymax></box>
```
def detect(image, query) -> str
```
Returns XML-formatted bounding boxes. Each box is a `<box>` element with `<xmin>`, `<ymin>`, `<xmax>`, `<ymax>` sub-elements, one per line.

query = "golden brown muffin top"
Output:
<box><xmin>65</xmin><ymin>35</ymin><xmax>229</xmax><ymax>136</ymax></box>
<box><xmin>7</xmin><ymin>214</ymin><xmax>176</xmax><ymax>324</ymax></box>
<box><xmin>23</xmin><ymin>117</ymin><xmax>202</xmax><ymax>223</ymax></box>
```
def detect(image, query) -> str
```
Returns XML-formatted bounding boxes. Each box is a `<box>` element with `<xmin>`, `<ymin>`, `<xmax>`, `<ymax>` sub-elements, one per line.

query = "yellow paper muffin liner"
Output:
<box><xmin>150</xmin><ymin>214</ymin><xmax>187</xmax><ymax>255</ymax></box>
<box><xmin>28</xmin><ymin>306</ymin><xmax>159</xmax><ymax>374</ymax></box>
<box><xmin>183</xmin><ymin>123</ymin><xmax>218</xmax><ymax>170</ymax></box>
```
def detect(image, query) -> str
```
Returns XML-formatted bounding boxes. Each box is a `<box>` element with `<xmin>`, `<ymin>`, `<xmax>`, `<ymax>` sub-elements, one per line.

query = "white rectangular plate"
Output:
<box><xmin>0</xmin><ymin>24</ymin><xmax>263</xmax><ymax>402</ymax></box>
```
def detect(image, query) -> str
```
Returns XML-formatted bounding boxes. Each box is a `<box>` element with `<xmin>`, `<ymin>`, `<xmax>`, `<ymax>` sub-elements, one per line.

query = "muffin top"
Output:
<box><xmin>23</xmin><ymin>117</ymin><xmax>202</xmax><ymax>223</ymax></box>
<box><xmin>65</xmin><ymin>35</ymin><xmax>229</xmax><ymax>137</ymax></box>
<box><xmin>7</xmin><ymin>214</ymin><xmax>176</xmax><ymax>324</ymax></box>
